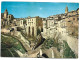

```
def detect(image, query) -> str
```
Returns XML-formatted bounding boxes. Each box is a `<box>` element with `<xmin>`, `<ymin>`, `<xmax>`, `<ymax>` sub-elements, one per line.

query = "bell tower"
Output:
<box><xmin>65</xmin><ymin>6</ymin><xmax>68</xmax><ymax>13</ymax></box>
<box><xmin>4</xmin><ymin>9</ymin><xmax>8</xmax><ymax>19</ymax></box>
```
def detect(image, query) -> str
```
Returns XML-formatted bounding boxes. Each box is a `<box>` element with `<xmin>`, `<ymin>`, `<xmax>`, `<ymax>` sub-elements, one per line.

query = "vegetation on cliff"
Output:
<box><xmin>63</xmin><ymin>41</ymin><xmax>76</xmax><ymax>58</ymax></box>
<box><xmin>1</xmin><ymin>34</ymin><xmax>26</xmax><ymax>57</ymax></box>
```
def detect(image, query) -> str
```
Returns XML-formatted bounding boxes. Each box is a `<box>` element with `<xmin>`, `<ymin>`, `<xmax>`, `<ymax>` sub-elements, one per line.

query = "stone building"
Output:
<box><xmin>8</xmin><ymin>14</ymin><xmax>14</xmax><ymax>20</ymax></box>
<box><xmin>4</xmin><ymin>9</ymin><xmax>8</xmax><ymax>19</ymax></box>
<box><xmin>42</xmin><ymin>17</ymin><xmax>56</xmax><ymax>38</ymax></box>
<box><xmin>65</xmin><ymin>8</ymin><xmax>79</xmax><ymax>37</ymax></box>
<box><xmin>16</xmin><ymin>19</ymin><xmax>24</xmax><ymax>27</ymax></box>
<box><xmin>65</xmin><ymin>6</ymin><xmax>68</xmax><ymax>14</ymax></box>
<box><xmin>1</xmin><ymin>9</ymin><xmax>14</xmax><ymax>28</ymax></box>
<box><xmin>26</xmin><ymin>16</ymin><xmax>43</xmax><ymax>37</ymax></box>
<box><xmin>42</xmin><ymin>6</ymin><xmax>79</xmax><ymax>39</ymax></box>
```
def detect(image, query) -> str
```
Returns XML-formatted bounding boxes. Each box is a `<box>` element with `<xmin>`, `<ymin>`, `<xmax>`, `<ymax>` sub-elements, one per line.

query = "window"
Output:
<box><xmin>73</xmin><ymin>18</ymin><xmax>75</xmax><ymax>20</ymax></box>
<box><xmin>9</xmin><ymin>16</ymin><xmax>10</xmax><ymax>18</ymax></box>
<box><xmin>77</xmin><ymin>18</ymin><xmax>79</xmax><ymax>21</ymax></box>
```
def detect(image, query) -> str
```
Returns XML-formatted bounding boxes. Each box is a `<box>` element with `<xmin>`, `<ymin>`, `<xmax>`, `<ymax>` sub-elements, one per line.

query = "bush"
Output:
<box><xmin>37</xmin><ymin>28</ymin><xmax>41</xmax><ymax>35</ymax></box>
<box><xmin>42</xmin><ymin>38</ymin><xmax>54</xmax><ymax>49</ymax></box>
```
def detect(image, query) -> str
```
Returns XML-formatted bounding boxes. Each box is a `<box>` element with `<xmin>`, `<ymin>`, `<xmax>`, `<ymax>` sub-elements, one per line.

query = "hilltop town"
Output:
<box><xmin>1</xmin><ymin>6</ymin><xmax>79</xmax><ymax>58</ymax></box>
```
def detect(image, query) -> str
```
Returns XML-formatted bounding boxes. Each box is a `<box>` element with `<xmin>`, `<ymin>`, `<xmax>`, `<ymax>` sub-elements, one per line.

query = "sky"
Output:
<box><xmin>1</xmin><ymin>2</ymin><xmax>79</xmax><ymax>18</ymax></box>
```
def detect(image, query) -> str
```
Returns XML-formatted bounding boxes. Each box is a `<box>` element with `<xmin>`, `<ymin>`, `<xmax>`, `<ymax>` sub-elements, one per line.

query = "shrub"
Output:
<box><xmin>42</xmin><ymin>38</ymin><xmax>54</xmax><ymax>49</ymax></box>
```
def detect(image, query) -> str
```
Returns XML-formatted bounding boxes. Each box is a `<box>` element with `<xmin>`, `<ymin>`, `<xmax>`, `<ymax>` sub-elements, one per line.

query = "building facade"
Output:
<box><xmin>26</xmin><ymin>16</ymin><xmax>43</xmax><ymax>37</ymax></box>
<box><xmin>1</xmin><ymin>9</ymin><xmax>14</xmax><ymax>28</ymax></box>
<box><xmin>16</xmin><ymin>19</ymin><xmax>24</xmax><ymax>27</ymax></box>
<box><xmin>42</xmin><ymin>6</ymin><xmax>79</xmax><ymax>39</ymax></box>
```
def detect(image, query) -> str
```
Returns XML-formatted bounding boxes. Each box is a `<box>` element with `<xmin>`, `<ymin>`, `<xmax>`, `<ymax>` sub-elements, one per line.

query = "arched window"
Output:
<box><xmin>32</xmin><ymin>27</ymin><xmax>34</xmax><ymax>36</ymax></box>
<box><xmin>9</xmin><ymin>16</ymin><xmax>10</xmax><ymax>18</ymax></box>
<box><xmin>29</xmin><ymin>26</ymin><xmax>30</xmax><ymax>36</ymax></box>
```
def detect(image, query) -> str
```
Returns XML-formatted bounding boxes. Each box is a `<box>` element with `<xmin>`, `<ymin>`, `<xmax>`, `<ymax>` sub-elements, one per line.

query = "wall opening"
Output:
<box><xmin>28</xmin><ymin>26</ymin><xmax>30</xmax><ymax>36</ymax></box>
<box><xmin>32</xmin><ymin>27</ymin><xmax>34</xmax><ymax>36</ymax></box>
<box><xmin>42</xmin><ymin>53</ymin><xmax>48</xmax><ymax>58</ymax></box>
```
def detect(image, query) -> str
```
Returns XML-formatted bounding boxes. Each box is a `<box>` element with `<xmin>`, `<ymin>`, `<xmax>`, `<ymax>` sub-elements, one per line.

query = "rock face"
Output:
<box><xmin>13</xmin><ymin>31</ymin><xmax>31</xmax><ymax>52</ymax></box>
<box><xmin>66</xmin><ymin>35</ymin><xmax>78</xmax><ymax>56</ymax></box>
<box><xmin>60</xmin><ymin>33</ymin><xmax>78</xmax><ymax>57</ymax></box>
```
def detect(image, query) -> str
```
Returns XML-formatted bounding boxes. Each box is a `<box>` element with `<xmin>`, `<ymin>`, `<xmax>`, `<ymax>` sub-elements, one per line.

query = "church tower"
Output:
<box><xmin>4</xmin><ymin>9</ymin><xmax>8</xmax><ymax>19</ymax></box>
<box><xmin>65</xmin><ymin>6</ymin><xmax>68</xmax><ymax>13</ymax></box>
